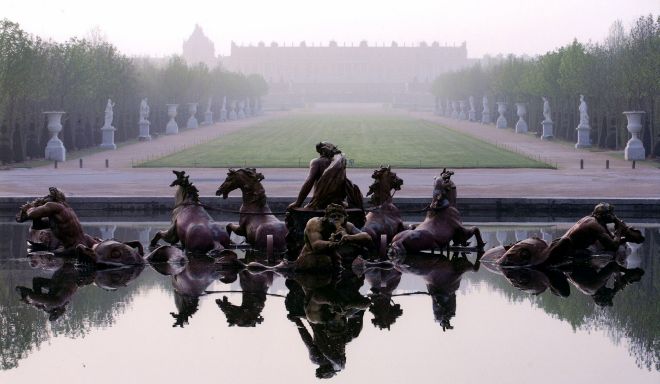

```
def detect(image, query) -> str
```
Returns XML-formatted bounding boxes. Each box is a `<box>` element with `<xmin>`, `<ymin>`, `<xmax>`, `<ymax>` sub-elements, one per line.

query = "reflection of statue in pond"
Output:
<box><xmin>542</xmin><ymin>97</ymin><xmax>552</xmax><ymax>122</ymax></box>
<box><xmin>139</xmin><ymin>98</ymin><xmax>150</xmax><ymax>122</ymax></box>
<box><xmin>397</xmin><ymin>253</ymin><xmax>479</xmax><ymax>331</ymax></box>
<box><xmin>16</xmin><ymin>261</ymin><xmax>143</xmax><ymax>321</ymax></box>
<box><xmin>388</xmin><ymin>172</ymin><xmax>484</xmax><ymax>257</ymax></box>
<box><xmin>16</xmin><ymin>263</ymin><xmax>89</xmax><ymax>321</ymax></box>
<box><xmin>104</xmin><ymin>98</ymin><xmax>115</xmax><ymax>127</ymax></box>
<box><xmin>216</xmin><ymin>168</ymin><xmax>288</xmax><ymax>251</ymax></box>
<box><xmin>16</xmin><ymin>187</ymin><xmax>100</xmax><ymax>252</ymax></box>
<box><xmin>150</xmin><ymin>170</ymin><xmax>230</xmax><ymax>253</ymax></box>
<box><xmin>578</xmin><ymin>94</ymin><xmax>588</xmax><ymax>126</ymax></box>
<box><xmin>288</xmin><ymin>142</ymin><xmax>363</xmax><ymax>211</ymax></box>
<box><xmin>216</xmin><ymin>269</ymin><xmax>275</xmax><ymax>327</ymax></box>
<box><xmin>285</xmin><ymin>271</ymin><xmax>370</xmax><ymax>379</ymax></box>
<box><xmin>565</xmin><ymin>260</ymin><xmax>644</xmax><ymax>307</ymax></box>
<box><xmin>363</xmin><ymin>265</ymin><xmax>402</xmax><ymax>330</ymax></box>
<box><xmin>362</xmin><ymin>166</ymin><xmax>405</xmax><ymax>252</ymax></box>
<box><xmin>291</xmin><ymin>204</ymin><xmax>372</xmax><ymax>271</ymax></box>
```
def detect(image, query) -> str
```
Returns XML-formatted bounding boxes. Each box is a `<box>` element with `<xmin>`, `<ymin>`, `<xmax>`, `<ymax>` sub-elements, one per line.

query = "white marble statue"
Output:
<box><xmin>579</xmin><ymin>94</ymin><xmax>588</xmax><ymax>126</ymax></box>
<box><xmin>139</xmin><ymin>98</ymin><xmax>150</xmax><ymax>122</ymax></box>
<box><xmin>104</xmin><ymin>99</ymin><xmax>115</xmax><ymax>128</ymax></box>
<box><xmin>541</xmin><ymin>97</ymin><xmax>553</xmax><ymax>140</ymax></box>
<box><xmin>575</xmin><ymin>95</ymin><xmax>591</xmax><ymax>148</ymax></box>
<box><xmin>468</xmin><ymin>96</ymin><xmax>476</xmax><ymax>121</ymax></box>
<box><xmin>481</xmin><ymin>95</ymin><xmax>491</xmax><ymax>124</ymax></box>
<box><xmin>138</xmin><ymin>98</ymin><xmax>151</xmax><ymax>141</ymax></box>
<box><xmin>542</xmin><ymin>97</ymin><xmax>552</xmax><ymax>122</ymax></box>
<box><xmin>100</xmin><ymin>99</ymin><xmax>117</xmax><ymax>149</ymax></box>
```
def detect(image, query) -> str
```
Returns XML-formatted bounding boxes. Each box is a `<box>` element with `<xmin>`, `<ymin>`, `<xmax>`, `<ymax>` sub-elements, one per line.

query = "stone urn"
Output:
<box><xmin>44</xmin><ymin>111</ymin><xmax>66</xmax><ymax>161</ymax></box>
<box><xmin>165</xmin><ymin>104</ymin><xmax>179</xmax><ymax>134</ymax></box>
<box><xmin>186</xmin><ymin>103</ymin><xmax>199</xmax><ymax>129</ymax></box>
<box><xmin>496</xmin><ymin>102</ymin><xmax>507</xmax><ymax>129</ymax></box>
<box><xmin>514</xmin><ymin>103</ymin><xmax>528</xmax><ymax>133</ymax></box>
<box><xmin>624</xmin><ymin>111</ymin><xmax>646</xmax><ymax>160</ymax></box>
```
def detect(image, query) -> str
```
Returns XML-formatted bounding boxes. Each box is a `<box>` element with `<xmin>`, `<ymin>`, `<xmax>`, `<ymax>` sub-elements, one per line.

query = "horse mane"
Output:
<box><xmin>230</xmin><ymin>168</ymin><xmax>267</xmax><ymax>206</ymax></box>
<box><xmin>172</xmin><ymin>170</ymin><xmax>201</xmax><ymax>204</ymax></box>
<box><xmin>368</xmin><ymin>165</ymin><xmax>400</xmax><ymax>206</ymax></box>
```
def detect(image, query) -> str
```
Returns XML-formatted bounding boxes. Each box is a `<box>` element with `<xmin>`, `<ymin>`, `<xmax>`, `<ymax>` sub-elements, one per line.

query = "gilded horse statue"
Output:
<box><xmin>388</xmin><ymin>172</ymin><xmax>485</xmax><ymax>257</ymax></box>
<box><xmin>362</xmin><ymin>166</ymin><xmax>405</xmax><ymax>252</ymax></box>
<box><xmin>216</xmin><ymin>168</ymin><xmax>288</xmax><ymax>252</ymax></box>
<box><xmin>151</xmin><ymin>170</ymin><xmax>230</xmax><ymax>253</ymax></box>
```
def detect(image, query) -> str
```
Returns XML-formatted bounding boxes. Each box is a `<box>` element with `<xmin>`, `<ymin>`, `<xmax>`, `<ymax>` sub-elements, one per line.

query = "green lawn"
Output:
<box><xmin>136</xmin><ymin>114</ymin><xmax>552</xmax><ymax>169</ymax></box>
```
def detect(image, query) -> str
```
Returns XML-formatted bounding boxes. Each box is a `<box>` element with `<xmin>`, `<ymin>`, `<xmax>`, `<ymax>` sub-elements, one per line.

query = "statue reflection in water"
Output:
<box><xmin>363</xmin><ymin>264</ymin><xmax>403</xmax><ymax>330</ymax></box>
<box><xmin>285</xmin><ymin>271</ymin><xmax>370</xmax><ymax>379</ymax></box>
<box><xmin>564</xmin><ymin>259</ymin><xmax>644</xmax><ymax>307</ymax></box>
<box><xmin>216</xmin><ymin>269</ymin><xmax>275</xmax><ymax>327</ymax></box>
<box><xmin>397</xmin><ymin>252</ymin><xmax>480</xmax><ymax>330</ymax></box>
<box><xmin>16</xmin><ymin>253</ymin><xmax>143</xmax><ymax>321</ymax></box>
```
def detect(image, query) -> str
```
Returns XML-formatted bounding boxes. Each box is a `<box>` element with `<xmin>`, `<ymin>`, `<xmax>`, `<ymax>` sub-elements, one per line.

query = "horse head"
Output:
<box><xmin>216</xmin><ymin>168</ymin><xmax>265</xmax><ymax>200</ymax></box>
<box><xmin>170</xmin><ymin>170</ymin><xmax>200</xmax><ymax>205</ymax></box>
<box><xmin>367</xmin><ymin>165</ymin><xmax>403</xmax><ymax>206</ymax></box>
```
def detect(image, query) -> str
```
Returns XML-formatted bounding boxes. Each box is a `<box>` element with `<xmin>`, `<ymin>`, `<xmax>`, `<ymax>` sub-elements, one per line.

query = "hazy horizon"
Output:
<box><xmin>2</xmin><ymin>0</ymin><xmax>658</xmax><ymax>59</ymax></box>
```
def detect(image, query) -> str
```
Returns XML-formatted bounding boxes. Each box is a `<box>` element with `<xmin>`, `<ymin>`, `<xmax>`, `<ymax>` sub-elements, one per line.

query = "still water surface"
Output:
<box><xmin>0</xmin><ymin>221</ymin><xmax>658</xmax><ymax>383</ymax></box>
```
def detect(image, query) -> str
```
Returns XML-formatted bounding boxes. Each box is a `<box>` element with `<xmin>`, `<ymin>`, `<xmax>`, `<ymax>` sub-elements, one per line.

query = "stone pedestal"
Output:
<box><xmin>515</xmin><ymin>103</ymin><xmax>528</xmax><ymax>133</ymax></box>
<box><xmin>165</xmin><ymin>104</ymin><xmax>179</xmax><ymax>134</ymax></box>
<box><xmin>575</xmin><ymin>123</ymin><xmax>591</xmax><ymax>148</ymax></box>
<box><xmin>186</xmin><ymin>103</ymin><xmax>198</xmax><ymax>129</ymax></box>
<box><xmin>100</xmin><ymin>124</ymin><xmax>117</xmax><ymax>150</ymax></box>
<box><xmin>220</xmin><ymin>108</ymin><xmax>228</xmax><ymax>122</ymax></box>
<box><xmin>481</xmin><ymin>110</ymin><xmax>491</xmax><ymax>124</ymax></box>
<box><xmin>44</xmin><ymin>111</ymin><xmax>66</xmax><ymax>162</ymax></box>
<box><xmin>468</xmin><ymin>110</ymin><xmax>476</xmax><ymax>122</ymax></box>
<box><xmin>204</xmin><ymin>111</ymin><xmax>213</xmax><ymax>125</ymax></box>
<box><xmin>541</xmin><ymin>120</ymin><xmax>554</xmax><ymax>140</ymax></box>
<box><xmin>623</xmin><ymin>111</ymin><xmax>646</xmax><ymax>160</ymax></box>
<box><xmin>496</xmin><ymin>102</ymin><xmax>507</xmax><ymax>129</ymax></box>
<box><xmin>139</xmin><ymin>120</ymin><xmax>151</xmax><ymax>141</ymax></box>
<box><xmin>451</xmin><ymin>101</ymin><xmax>459</xmax><ymax>119</ymax></box>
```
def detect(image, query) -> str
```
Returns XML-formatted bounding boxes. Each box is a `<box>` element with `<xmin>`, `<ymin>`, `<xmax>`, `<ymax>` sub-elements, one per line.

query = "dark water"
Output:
<box><xmin>0</xmin><ymin>221</ymin><xmax>658</xmax><ymax>383</ymax></box>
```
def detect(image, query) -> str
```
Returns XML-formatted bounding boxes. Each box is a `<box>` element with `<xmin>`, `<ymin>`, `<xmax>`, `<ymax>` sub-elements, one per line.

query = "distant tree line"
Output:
<box><xmin>431</xmin><ymin>15</ymin><xmax>659</xmax><ymax>156</ymax></box>
<box><xmin>0</xmin><ymin>19</ymin><xmax>268</xmax><ymax>164</ymax></box>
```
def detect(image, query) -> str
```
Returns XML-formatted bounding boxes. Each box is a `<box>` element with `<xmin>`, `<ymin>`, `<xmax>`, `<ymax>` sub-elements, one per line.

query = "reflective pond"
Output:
<box><xmin>0</xmin><ymin>221</ymin><xmax>658</xmax><ymax>383</ymax></box>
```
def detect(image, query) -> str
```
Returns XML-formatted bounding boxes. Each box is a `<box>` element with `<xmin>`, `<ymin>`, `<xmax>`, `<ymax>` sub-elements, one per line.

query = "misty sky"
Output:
<box><xmin>2</xmin><ymin>0</ymin><xmax>658</xmax><ymax>58</ymax></box>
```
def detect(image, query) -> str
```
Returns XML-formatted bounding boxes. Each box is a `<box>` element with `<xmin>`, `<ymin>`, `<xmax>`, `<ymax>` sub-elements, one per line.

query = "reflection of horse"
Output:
<box><xmin>397</xmin><ymin>253</ymin><xmax>479</xmax><ymax>330</ymax></box>
<box><xmin>388</xmin><ymin>179</ymin><xmax>484</xmax><ymax>257</ymax></box>
<box><xmin>216</xmin><ymin>269</ymin><xmax>274</xmax><ymax>327</ymax></box>
<box><xmin>216</xmin><ymin>168</ymin><xmax>288</xmax><ymax>251</ymax></box>
<box><xmin>362</xmin><ymin>166</ymin><xmax>405</xmax><ymax>251</ymax></box>
<box><xmin>151</xmin><ymin>170</ymin><xmax>230</xmax><ymax>253</ymax></box>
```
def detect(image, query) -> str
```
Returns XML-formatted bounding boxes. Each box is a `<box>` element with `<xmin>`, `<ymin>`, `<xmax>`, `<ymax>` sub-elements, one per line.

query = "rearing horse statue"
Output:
<box><xmin>362</xmin><ymin>166</ymin><xmax>405</xmax><ymax>251</ymax></box>
<box><xmin>216</xmin><ymin>168</ymin><xmax>288</xmax><ymax>252</ymax></box>
<box><xmin>151</xmin><ymin>170</ymin><xmax>230</xmax><ymax>253</ymax></box>
<box><xmin>388</xmin><ymin>171</ymin><xmax>485</xmax><ymax>258</ymax></box>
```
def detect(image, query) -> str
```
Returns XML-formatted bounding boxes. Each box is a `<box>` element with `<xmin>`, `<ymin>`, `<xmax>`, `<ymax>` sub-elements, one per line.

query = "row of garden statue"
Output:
<box><xmin>16</xmin><ymin>141</ymin><xmax>644</xmax><ymax>273</ymax></box>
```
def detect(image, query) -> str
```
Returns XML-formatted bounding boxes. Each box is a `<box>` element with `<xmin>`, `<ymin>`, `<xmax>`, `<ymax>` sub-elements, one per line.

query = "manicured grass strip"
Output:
<box><xmin>137</xmin><ymin>114</ymin><xmax>552</xmax><ymax>169</ymax></box>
